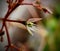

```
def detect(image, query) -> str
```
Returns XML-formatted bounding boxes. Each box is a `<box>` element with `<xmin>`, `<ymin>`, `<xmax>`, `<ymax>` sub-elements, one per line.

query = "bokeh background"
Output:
<box><xmin>0</xmin><ymin>0</ymin><xmax>60</xmax><ymax>51</ymax></box>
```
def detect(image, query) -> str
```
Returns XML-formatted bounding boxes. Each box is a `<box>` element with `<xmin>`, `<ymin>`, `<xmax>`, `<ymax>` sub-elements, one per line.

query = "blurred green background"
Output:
<box><xmin>43</xmin><ymin>2</ymin><xmax>60</xmax><ymax>51</ymax></box>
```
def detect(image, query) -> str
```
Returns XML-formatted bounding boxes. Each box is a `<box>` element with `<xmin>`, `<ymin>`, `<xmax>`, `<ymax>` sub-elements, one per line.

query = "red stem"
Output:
<box><xmin>0</xmin><ymin>18</ymin><xmax>25</xmax><ymax>24</ymax></box>
<box><xmin>21</xmin><ymin>3</ymin><xmax>33</xmax><ymax>5</ymax></box>
<box><xmin>6</xmin><ymin>19</ymin><xmax>24</xmax><ymax>23</ymax></box>
<box><xmin>4</xmin><ymin>23</ymin><xmax>11</xmax><ymax>45</ymax></box>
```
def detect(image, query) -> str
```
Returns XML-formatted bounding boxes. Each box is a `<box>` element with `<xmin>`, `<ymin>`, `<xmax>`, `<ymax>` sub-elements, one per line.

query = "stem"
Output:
<box><xmin>0</xmin><ymin>18</ymin><xmax>26</xmax><ymax>25</ymax></box>
<box><xmin>6</xmin><ymin>19</ymin><xmax>26</xmax><ymax>25</ymax></box>
<box><xmin>4</xmin><ymin>23</ymin><xmax>11</xmax><ymax>45</ymax></box>
<box><xmin>0</xmin><ymin>1</ymin><xmax>20</xmax><ymax>31</ymax></box>
<box><xmin>21</xmin><ymin>3</ymin><xmax>33</xmax><ymax>5</ymax></box>
<box><xmin>6</xmin><ymin>19</ymin><xmax>24</xmax><ymax>23</ymax></box>
<box><xmin>21</xmin><ymin>3</ymin><xmax>41</xmax><ymax>8</ymax></box>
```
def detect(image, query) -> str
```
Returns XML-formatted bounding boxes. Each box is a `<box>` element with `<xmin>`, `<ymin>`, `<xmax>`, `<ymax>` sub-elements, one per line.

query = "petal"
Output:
<box><xmin>27</xmin><ymin>18</ymin><xmax>42</xmax><ymax>23</ymax></box>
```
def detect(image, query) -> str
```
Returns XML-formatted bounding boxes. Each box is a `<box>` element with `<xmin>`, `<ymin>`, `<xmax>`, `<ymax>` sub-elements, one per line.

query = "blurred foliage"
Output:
<box><xmin>44</xmin><ymin>43</ymin><xmax>50</xmax><ymax>51</ymax></box>
<box><xmin>53</xmin><ymin>3</ymin><xmax>60</xmax><ymax>20</ymax></box>
<box><xmin>43</xmin><ymin>3</ymin><xmax>60</xmax><ymax>51</ymax></box>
